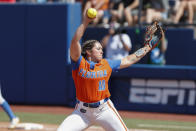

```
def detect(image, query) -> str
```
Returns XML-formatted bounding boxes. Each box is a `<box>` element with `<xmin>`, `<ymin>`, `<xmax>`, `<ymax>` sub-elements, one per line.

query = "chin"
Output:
<box><xmin>97</xmin><ymin>58</ymin><xmax>102</xmax><ymax>62</ymax></box>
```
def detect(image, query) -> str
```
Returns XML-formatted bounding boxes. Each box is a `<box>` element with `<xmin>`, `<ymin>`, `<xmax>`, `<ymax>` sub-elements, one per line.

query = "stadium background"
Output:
<box><xmin>0</xmin><ymin>1</ymin><xmax>196</xmax><ymax>123</ymax></box>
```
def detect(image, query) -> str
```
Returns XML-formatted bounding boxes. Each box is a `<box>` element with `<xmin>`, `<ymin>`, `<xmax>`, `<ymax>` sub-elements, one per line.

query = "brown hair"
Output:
<box><xmin>81</xmin><ymin>40</ymin><xmax>99</xmax><ymax>58</ymax></box>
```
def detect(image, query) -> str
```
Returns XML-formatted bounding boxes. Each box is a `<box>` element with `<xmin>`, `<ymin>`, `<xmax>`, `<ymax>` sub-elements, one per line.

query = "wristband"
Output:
<box><xmin>134</xmin><ymin>48</ymin><xmax>145</xmax><ymax>58</ymax></box>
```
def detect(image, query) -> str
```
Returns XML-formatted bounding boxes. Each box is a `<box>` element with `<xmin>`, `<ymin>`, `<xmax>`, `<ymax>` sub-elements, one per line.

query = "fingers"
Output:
<box><xmin>82</xmin><ymin>8</ymin><xmax>95</xmax><ymax>24</ymax></box>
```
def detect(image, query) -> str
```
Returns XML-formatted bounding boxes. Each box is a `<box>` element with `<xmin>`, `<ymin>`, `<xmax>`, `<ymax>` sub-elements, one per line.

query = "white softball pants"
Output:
<box><xmin>57</xmin><ymin>99</ymin><xmax>128</xmax><ymax>131</ymax></box>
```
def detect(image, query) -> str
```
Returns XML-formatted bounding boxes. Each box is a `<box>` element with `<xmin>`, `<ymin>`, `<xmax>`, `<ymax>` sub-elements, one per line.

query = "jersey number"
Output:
<box><xmin>98</xmin><ymin>80</ymin><xmax>105</xmax><ymax>91</ymax></box>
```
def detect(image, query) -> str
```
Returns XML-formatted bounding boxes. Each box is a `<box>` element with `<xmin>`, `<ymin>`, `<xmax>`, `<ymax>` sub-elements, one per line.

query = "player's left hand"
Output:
<box><xmin>144</xmin><ymin>21</ymin><xmax>164</xmax><ymax>50</ymax></box>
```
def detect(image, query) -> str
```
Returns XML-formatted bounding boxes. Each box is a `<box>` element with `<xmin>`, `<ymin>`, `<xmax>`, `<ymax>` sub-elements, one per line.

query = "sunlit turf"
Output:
<box><xmin>0</xmin><ymin>111</ymin><xmax>196</xmax><ymax>131</ymax></box>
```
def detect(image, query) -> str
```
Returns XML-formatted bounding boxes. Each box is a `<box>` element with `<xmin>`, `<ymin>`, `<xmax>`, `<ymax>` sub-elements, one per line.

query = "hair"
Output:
<box><xmin>81</xmin><ymin>40</ymin><xmax>99</xmax><ymax>58</ymax></box>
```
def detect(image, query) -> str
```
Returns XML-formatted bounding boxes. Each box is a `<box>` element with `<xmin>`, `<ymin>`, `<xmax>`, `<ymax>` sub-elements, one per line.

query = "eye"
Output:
<box><xmin>97</xmin><ymin>47</ymin><xmax>102</xmax><ymax>50</ymax></box>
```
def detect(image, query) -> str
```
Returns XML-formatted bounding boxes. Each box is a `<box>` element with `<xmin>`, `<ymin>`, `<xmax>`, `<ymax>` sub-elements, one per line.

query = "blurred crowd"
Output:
<box><xmin>80</xmin><ymin>0</ymin><xmax>196</xmax><ymax>27</ymax></box>
<box><xmin>0</xmin><ymin>0</ymin><xmax>76</xmax><ymax>3</ymax></box>
<box><xmin>1</xmin><ymin>0</ymin><xmax>196</xmax><ymax>27</ymax></box>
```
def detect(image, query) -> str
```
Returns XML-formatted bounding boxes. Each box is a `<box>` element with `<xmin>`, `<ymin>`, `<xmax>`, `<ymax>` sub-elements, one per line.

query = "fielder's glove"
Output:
<box><xmin>144</xmin><ymin>21</ymin><xmax>164</xmax><ymax>50</ymax></box>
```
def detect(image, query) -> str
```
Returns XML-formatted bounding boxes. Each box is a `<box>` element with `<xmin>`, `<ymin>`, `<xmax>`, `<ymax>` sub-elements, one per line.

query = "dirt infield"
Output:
<box><xmin>1</xmin><ymin>105</ymin><xmax>196</xmax><ymax>131</ymax></box>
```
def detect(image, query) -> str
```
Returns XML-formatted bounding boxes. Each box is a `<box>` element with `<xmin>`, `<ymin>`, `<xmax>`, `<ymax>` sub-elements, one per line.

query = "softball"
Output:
<box><xmin>87</xmin><ymin>8</ymin><xmax>97</xmax><ymax>19</ymax></box>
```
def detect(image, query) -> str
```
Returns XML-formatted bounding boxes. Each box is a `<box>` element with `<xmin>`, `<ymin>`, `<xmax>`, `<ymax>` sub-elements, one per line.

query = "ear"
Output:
<box><xmin>86</xmin><ymin>50</ymin><xmax>91</xmax><ymax>56</ymax></box>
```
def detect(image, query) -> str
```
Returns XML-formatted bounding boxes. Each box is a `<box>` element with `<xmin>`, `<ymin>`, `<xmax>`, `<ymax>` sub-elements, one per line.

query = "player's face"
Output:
<box><xmin>90</xmin><ymin>42</ymin><xmax>103</xmax><ymax>63</ymax></box>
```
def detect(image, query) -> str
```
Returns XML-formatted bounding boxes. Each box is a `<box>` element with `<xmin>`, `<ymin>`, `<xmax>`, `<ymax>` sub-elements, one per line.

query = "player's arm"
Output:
<box><xmin>119</xmin><ymin>45</ymin><xmax>151</xmax><ymax>69</ymax></box>
<box><xmin>70</xmin><ymin>10</ymin><xmax>94</xmax><ymax>62</ymax></box>
<box><xmin>119</xmin><ymin>21</ymin><xmax>164</xmax><ymax>69</ymax></box>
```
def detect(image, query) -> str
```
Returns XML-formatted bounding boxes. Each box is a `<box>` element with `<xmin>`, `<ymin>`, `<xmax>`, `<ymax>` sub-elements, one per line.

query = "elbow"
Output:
<box><xmin>70</xmin><ymin>53</ymin><xmax>80</xmax><ymax>62</ymax></box>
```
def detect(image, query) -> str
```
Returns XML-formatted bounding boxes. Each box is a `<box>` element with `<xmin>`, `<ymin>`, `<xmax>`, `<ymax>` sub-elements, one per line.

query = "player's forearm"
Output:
<box><xmin>72</xmin><ymin>22</ymin><xmax>88</xmax><ymax>43</ymax></box>
<box><xmin>70</xmin><ymin>22</ymin><xmax>88</xmax><ymax>61</ymax></box>
<box><xmin>120</xmin><ymin>45</ymin><xmax>150</xmax><ymax>69</ymax></box>
<box><xmin>134</xmin><ymin>45</ymin><xmax>151</xmax><ymax>59</ymax></box>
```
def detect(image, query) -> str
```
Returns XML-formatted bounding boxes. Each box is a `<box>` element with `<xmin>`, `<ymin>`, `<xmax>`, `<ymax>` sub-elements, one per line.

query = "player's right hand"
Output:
<box><xmin>82</xmin><ymin>8</ymin><xmax>96</xmax><ymax>24</ymax></box>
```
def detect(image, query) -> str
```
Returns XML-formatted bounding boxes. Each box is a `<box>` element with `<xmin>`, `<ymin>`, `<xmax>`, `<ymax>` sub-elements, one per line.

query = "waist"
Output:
<box><xmin>77</xmin><ymin>97</ymin><xmax>109</xmax><ymax>108</ymax></box>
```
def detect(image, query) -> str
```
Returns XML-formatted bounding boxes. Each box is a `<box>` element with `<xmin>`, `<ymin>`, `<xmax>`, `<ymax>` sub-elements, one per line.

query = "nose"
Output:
<box><xmin>100</xmin><ymin>50</ymin><xmax>103</xmax><ymax>55</ymax></box>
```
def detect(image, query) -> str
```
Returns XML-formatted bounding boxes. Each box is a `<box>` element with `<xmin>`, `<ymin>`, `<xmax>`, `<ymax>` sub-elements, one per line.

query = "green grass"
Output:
<box><xmin>1</xmin><ymin>111</ymin><xmax>196</xmax><ymax>131</ymax></box>
<box><xmin>124</xmin><ymin>118</ymin><xmax>196</xmax><ymax>131</ymax></box>
<box><xmin>0</xmin><ymin>111</ymin><xmax>66</xmax><ymax>125</ymax></box>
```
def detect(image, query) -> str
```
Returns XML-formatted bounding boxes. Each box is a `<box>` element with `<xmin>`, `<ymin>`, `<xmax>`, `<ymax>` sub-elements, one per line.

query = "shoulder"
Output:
<box><xmin>103</xmin><ymin>59</ymin><xmax>121</xmax><ymax>70</ymax></box>
<box><xmin>71</xmin><ymin>56</ymin><xmax>85</xmax><ymax>70</ymax></box>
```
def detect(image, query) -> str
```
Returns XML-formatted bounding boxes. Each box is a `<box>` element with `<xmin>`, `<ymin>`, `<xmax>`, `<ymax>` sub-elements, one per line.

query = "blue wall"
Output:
<box><xmin>0</xmin><ymin>3</ymin><xmax>81</xmax><ymax>105</ymax></box>
<box><xmin>0</xmin><ymin>5</ymin><xmax>25</xmax><ymax>103</ymax></box>
<box><xmin>110</xmin><ymin>65</ymin><xmax>196</xmax><ymax>114</ymax></box>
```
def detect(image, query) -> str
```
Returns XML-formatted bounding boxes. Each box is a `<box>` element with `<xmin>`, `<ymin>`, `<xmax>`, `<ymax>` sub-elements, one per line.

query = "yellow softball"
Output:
<box><xmin>87</xmin><ymin>8</ymin><xmax>97</xmax><ymax>19</ymax></box>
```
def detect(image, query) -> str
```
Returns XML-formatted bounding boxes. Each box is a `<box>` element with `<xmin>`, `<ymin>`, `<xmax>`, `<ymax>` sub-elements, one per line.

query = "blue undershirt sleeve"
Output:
<box><xmin>71</xmin><ymin>56</ymin><xmax>82</xmax><ymax>70</ymax></box>
<box><xmin>106</xmin><ymin>59</ymin><xmax>121</xmax><ymax>71</ymax></box>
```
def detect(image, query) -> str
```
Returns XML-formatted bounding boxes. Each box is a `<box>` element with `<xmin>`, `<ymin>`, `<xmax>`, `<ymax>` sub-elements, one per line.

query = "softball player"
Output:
<box><xmin>57</xmin><ymin>9</ymin><xmax>159</xmax><ymax>131</ymax></box>
<box><xmin>0</xmin><ymin>82</ymin><xmax>19</xmax><ymax>129</ymax></box>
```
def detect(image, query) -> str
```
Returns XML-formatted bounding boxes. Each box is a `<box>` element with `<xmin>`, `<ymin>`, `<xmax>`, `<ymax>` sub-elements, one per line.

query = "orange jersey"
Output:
<box><xmin>72</xmin><ymin>56</ymin><xmax>121</xmax><ymax>103</ymax></box>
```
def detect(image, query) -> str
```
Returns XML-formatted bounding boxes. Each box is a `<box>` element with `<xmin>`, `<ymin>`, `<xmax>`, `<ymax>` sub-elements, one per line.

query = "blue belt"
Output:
<box><xmin>78</xmin><ymin>97</ymin><xmax>109</xmax><ymax>108</ymax></box>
